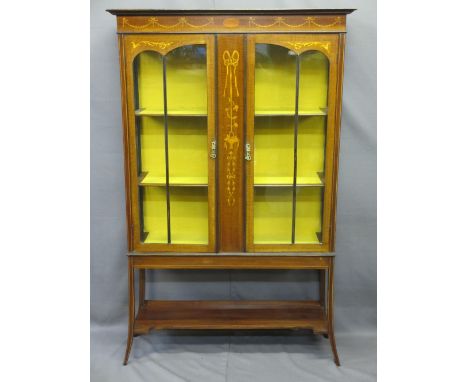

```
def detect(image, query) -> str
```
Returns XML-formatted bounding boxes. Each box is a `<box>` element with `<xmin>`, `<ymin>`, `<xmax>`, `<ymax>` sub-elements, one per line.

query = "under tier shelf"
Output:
<box><xmin>255</xmin><ymin>108</ymin><xmax>327</xmax><ymax>117</ymax></box>
<box><xmin>254</xmin><ymin>173</ymin><xmax>324</xmax><ymax>187</ymax></box>
<box><xmin>134</xmin><ymin>300</ymin><xmax>327</xmax><ymax>333</ymax></box>
<box><xmin>139</xmin><ymin>173</ymin><xmax>208</xmax><ymax>187</ymax></box>
<box><xmin>135</xmin><ymin>108</ymin><xmax>207</xmax><ymax>117</ymax></box>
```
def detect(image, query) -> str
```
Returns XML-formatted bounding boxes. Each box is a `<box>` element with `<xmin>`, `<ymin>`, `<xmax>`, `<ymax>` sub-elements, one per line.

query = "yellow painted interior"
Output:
<box><xmin>255</xmin><ymin>44</ymin><xmax>329</xmax><ymax>114</ymax></box>
<box><xmin>254</xmin><ymin>116</ymin><xmax>325</xmax><ymax>185</ymax></box>
<box><xmin>166</xmin><ymin>46</ymin><xmax>207</xmax><ymax>114</ymax></box>
<box><xmin>137</xmin><ymin>115</ymin><xmax>208</xmax><ymax>184</ymax></box>
<box><xmin>299</xmin><ymin>51</ymin><xmax>329</xmax><ymax>111</ymax></box>
<box><xmin>135</xmin><ymin>109</ymin><xmax>206</xmax><ymax>116</ymax></box>
<box><xmin>255</xmin><ymin>44</ymin><xmax>296</xmax><ymax>113</ymax></box>
<box><xmin>167</xmin><ymin>117</ymin><xmax>208</xmax><ymax>184</ymax></box>
<box><xmin>142</xmin><ymin>187</ymin><xmax>208</xmax><ymax>244</ymax></box>
<box><xmin>255</xmin><ymin>109</ymin><xmax>327</xmax><ymax>116</ymax></box>
<box><xmin>255</xmin><ymin>175</ymin><xmax>323</xmax><ymax>186</ymax></box>
<box><xmin>142</xmin><ymin>187</ymin><xmax>168</xmax><ymax>243</ymax></box>
<box><xmin>253</xmin><ymin>45</ymin><xmax>328</xmax><ymax>245</ymax></box>
<box><xmin>140</xmin><ymin>176</ymin><xmax>207</xmax><ymax>186</ymax></box>
<box><xmin>253</xmin><ymin>186</ymin><xmax>323</xmax><ymax>244</ymax></box>
<box><xmin>139</xmin><ymin>116</ymin><xmax>209</xmax><ymax>184</ymax></box>
<box><xmin>295</xmin><ymin>188</ymin><xmax>323</xmax><ymax>244</ymax></box>
<box><xmin>135</xmin><ymin>46</ymin><xmax>207</xmax><ymax>115</ymax></box>
<box><xmin>297</xmin><ymin>116</ymin><xmax>326</xmax><ymax>179</ymax></box>
<box><xmin>253</xmin><ymin>116</ymin><xmax>325</xmax><ymax>243</ymax></box>
<box><xmin>169</xmin><ymin>187</ymin><xmax>208</xmax><ymax>244</ymax></box>
<box><xmin>136</xmin><ymin>51</ymin><xmax>164</xmax><ymax>112</ymax></box>
<box><xmin>137</xmin><ymin>45</ymin><xmax>327</xmax><ymax>246</ymax></box>
<box><xmin>254</xmin><ymin>116</ymin><xmax>294</xmax><ymax>182</ymax></box>
<box><xmin>254</xmin><ymin>188</ymin><xmax>293</xmax><ymax>244</ymax></box>
<box><xmin>140</xmin><ymin>116</ymin><xmax>166</xmax><ymax>180</ymax></box>
<box><xmin>136</xmin><ymin>46</ymin><xmax>209</xmax><ymax>245</ymax></box>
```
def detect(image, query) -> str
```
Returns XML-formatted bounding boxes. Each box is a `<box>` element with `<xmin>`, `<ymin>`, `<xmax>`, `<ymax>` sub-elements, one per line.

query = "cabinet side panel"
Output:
<box><xmin>118</xmin><ymin>35</ymin><xmax>133</xmax><ymax>251</ymax></box>
<box><xmin>329</xmin><ymin>34</ymin><xmax>346</xmax><ymax>251</ymax></box>
<box><xmin>217</xmin><ymin>35</ymin><xmax>245</xmax><ymax>252</ymax></box>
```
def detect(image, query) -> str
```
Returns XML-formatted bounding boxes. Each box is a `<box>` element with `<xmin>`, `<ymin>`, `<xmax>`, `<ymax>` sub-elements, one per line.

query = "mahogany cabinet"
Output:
<box><xmin>108</xmin><ymin>8</ymin><xmax>354</xmax><ymax>366</ymax></box>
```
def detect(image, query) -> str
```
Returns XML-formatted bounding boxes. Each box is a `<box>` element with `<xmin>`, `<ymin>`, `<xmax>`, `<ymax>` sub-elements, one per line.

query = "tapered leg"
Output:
<box><xmin>319</xmin><ymin>269</ymin><xmax>326</xmax><ymax>306</ymax></box>
<box><xmin>327</xmin><ymin>258</ymin><xmax>340</xmax><ymax>366</ymax></box>
<box><xmin>123</xmin><ymin>258</ymin><xmax>135</xmax><ymax>365</ymax></box>
<box><xmin>138</xmin><ymin>269</ymin><xmax>146</xmax><ymax>309</ymax></box>
<box><xmin>319</xmin><ymin>269</ymin><xmax>327</xmax><ymax>338</ymax></box>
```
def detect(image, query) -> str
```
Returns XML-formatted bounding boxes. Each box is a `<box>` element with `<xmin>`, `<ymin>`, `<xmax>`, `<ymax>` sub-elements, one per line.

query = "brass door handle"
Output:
<box><xmin>245</xmin><ymin>143</ymin><xmax>251</xmax><ymax>161</ymax></box>
<box><xmin>210</xmin><ymin>138</ymin><xmax>217</xmax><ymax>159</ymax></box>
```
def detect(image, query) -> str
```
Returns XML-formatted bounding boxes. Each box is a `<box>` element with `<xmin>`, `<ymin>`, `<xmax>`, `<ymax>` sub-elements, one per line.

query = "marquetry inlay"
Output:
<box><xmin>248</xmin><ymin>16</ymin><xmax>341</xmax><ymax>29</ymax></box>
<box><xmin>116</xmin><ymin>15</ymin><xmax>346</xmax><ymax>33</ymax></box>
<box><xmin>130</xmin><ymin>41</ymin><xmax>174</xmax><ymax>50</ymax></box>
<box><xmin>122</xmin><ymin>16</ymin><xmax>215</xmax><ymax>29</ymax></box>
<box><xmin>282</xmin><ymin>41</ymin><xmax>331</xmax><ymax>54</ymax></box>
<box><xmin>222</xmin><ymin>49</ymin><xmax>240</xmax><ymax>207</ymax></box>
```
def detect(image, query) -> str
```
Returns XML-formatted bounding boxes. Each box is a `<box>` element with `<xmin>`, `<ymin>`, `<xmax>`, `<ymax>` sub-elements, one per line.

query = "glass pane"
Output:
<box><xmin>299</xmin><ymin>51</ymin><xmax>329</xmax><ymax>113</ymax></box>
<box><xmin>255</xmin><ymin>44</ymin><xmax>296</xmax><ymax>115</ymax></box>
<box><xmin>170</xmin><ymin>187</ymin><xmax>208</xmax><ymax>244</ymax></box>
<box><xmin>166</xmin><ymin>45</ymin><xmax>208</xmax><ymax>244</ymax></box>
<box><xmin>167</xmin><ymin>117</ymin><xmax>208</xmax><ymax>185</ymax></box>
<box><xmin>295</xmin><ymin>187</ymin><xmax>323</xmax><ymax>244</ymax></box>
<box><xmin>254</xmin><ymin>188</ymin><xmax>293</xmax><ymax>244</ymax></box>
<box><xmin>166</xmin><ymin>45</ymin><xmax>207</xmax><ymax>115</ymax></box>
<box><xmin>135</xmin><ymin>51</ymin><xmax>164</xmax><ymax>114</ymax></box>
<box><xmin>253</xmin><ymin>44</ymin><xmax>329</xmax><ymax>245</ymax></box>
<box><xmin>296</xmin><ymin>116</ymin><xmax>326</xmax><ymax>185</ymax></box>
<box><xmin>133</xmin><ymin>45</ymin><xmax>209</xmax><ymax>245</ymax></box>
<box><xmin>253</xmin><ymin>44</ymin><xmax>295</xmax><ymax>244</ymax></box>
<box><xmin>296</xmin><ymin>50</ymin><xmax>328</xmax><ymax>243</ymax></box>
<box><xmin>254</xmin><ymin>116</ymin><xmax>294</xmax><ymax>185</ymax></box>
<box><xmin>139</xmin><ymin>116</ymin><xmax>166</xmax><ymax>185</ymax></box>
<box><xmin>133</xmin><ymin>51</ymin><xmax>167</xmax><ymax>243</ymax></box>
<box><xmin>141</xmin><ymin>187</ymin><xmax>168</xmax><ymax>243</ymax></box>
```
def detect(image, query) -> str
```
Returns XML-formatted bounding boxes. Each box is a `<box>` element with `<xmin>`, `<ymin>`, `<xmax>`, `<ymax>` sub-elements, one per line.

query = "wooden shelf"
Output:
<box><xmin>135</xmin><ymin>108</ymin><xmax>207</xmax><ymax>117</ymax></box>
<box><xmin>134</xmin><ymin>300</ymin><xmax>327</xmax><ymax>333</ymax></box>
<box><xmin>139</xmin><ymin>173</ymin><xmax>208</xmax><ymax>187</ymax></box>
<box><xmin>143</xmin><ymin>235</ymin><xmax>208</xmax><ymax>245</ymax></box>
<box><xmin>254</xmin><ymin>174</ymin><xmax>324</xmax><ymax>187</ymax></box>
<box><xmin>254</xmin><ymin>232</ymin><xmax>322</xmax><ymax>245</ymax></box>
<box><xmin>255</xmin><ymin>108</ymin><xmax>327</xmax><ymax>117</ymax></box>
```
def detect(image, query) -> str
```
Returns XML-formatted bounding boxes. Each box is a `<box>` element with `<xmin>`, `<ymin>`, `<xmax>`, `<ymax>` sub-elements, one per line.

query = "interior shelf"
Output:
<box><xmin>254</xmin><ymin>232</ymin><xmax>322</xmax><ymax>245</ymax></box>
<box><xmin>255</xmin><ymin>173</ymin><xmax>324</xmax><ymax>187</ymax></box>
<box><xmin>139</xmin><ymin>173</ymin><xmax>208</xmax><ymax>187</ymax></box>
<box><xmin>134</xmin><ymin>300</ymin><xmax>327</xmax><ymax>333</ymax></box>
<box><xmin>135</xmin><ymin>108</ymin><xmax>207</xmax><ymax>117</ymax></box>
<box><xmin>255</xmin><ymin>108</ymin><xmax>327</xmax><ymax>117</ymax></box>
<box><xmin>142</xmin><ymin>233</ymin><xmax>208</xmax><ymax>245</ymax></box>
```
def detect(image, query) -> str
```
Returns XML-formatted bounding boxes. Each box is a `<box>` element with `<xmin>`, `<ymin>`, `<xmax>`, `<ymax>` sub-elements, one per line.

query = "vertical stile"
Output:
<box><xmin>291</xmin><ymin>53</ymin><xmax>300</xmax><ymax>244</ymax></box>
<box><xmin>162</xmin><ymin>55</ymin><xmax>171</xmax><ymax>243</ymax></box>
<box><xmin>133</xmin><ymin>55</ymin><xmax>145</xmax><ymax>241</ymax></box>
<box><xmin>214</xmin><ymin>35</ymin><xmax>219</xmax><ymax>252</ymax></box>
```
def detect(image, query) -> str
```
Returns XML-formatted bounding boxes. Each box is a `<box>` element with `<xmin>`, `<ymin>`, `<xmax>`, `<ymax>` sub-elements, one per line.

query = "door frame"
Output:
<box><xmin>123</xmin><ymin>34</ymin><xmax>216</xmax><ymax>252</ymax></box>
<box><xmin>245</xmin><ymin>33</ymin><xmax>341</xmax><ymax>253</ymax></box>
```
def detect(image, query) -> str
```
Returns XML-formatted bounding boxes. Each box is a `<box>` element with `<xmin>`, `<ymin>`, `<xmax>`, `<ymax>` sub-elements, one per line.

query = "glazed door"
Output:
<box><xmin>245</xmin><ymin>34</ymin><xmax>340</xmax><ymax>252</ymax></box>
<box><xmin>124</xmin><ymin>35</ymin><xmax>216</xmax><ymax>252</ymax></box>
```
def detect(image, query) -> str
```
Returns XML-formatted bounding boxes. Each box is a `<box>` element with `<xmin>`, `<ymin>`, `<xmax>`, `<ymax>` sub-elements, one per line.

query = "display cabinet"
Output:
<box><xmin>108</xmin><ymin>8</ymin><xmax>354</xmax><ymax>366</ymax></box>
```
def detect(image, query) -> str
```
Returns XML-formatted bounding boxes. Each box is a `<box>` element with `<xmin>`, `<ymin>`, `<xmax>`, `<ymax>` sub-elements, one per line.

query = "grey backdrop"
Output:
<box><xmin>91</xmin><ymin>1</ymin><xmax>376</xmax><ymax>381</ymax></box>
